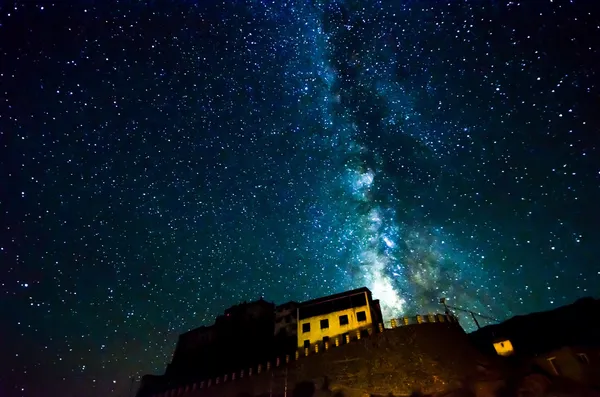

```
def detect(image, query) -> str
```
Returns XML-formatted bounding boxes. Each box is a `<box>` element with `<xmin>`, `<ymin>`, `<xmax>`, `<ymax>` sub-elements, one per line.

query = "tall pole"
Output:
<box><xmin>129</xmin><ymin>376</ymin><xmax>135</xmax><ymax>397</ymax></box>
<box><xmin>440</xmin><ymin>297</ymin><xmax>497</xmax><ymax>329</ymax></box>
<box><xmin>439</xmin><ymin>298</ymin><xmax>450</xmax><ymax>315</ymax></box>
<box><xmin>269</xmin><ymin>368</ymin><xmax>273</xmax><ymax>397</ymax></box>
<box><xmin>284</xmin><ymin>366</ymin><xmax>288</xmax><ymax>397</ymax></box>
<box><xmin>470</xmin><ymin>311</ymin><xmax>481</xmax><ymax>329</ymax></box>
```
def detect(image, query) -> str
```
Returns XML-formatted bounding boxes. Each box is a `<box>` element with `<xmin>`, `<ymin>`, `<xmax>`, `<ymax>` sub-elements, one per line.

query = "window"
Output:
<box><xmin>356</xmin><ymin>311</ymin><xmax>367</xmax><ymax>322</ymax></box>
<box><xmin>320</xmin><ymin>319</ymin><xmax>329</xmax><ymax>329</ymax></box>
<box><xmin>577</xmin><ymin>353</ymin><xmax>590</xmax><ymax>364</ymax></box>
<box><xmin>339</xmin><ymin>314</ymin><xmax>349</xmax><ymax>326</ymax></box>
<box><xmin>342</xmin><ymin>332</ymin><xmax>349</xmax><ymax>344</ymax></box>
<box><xmin>547</xmin><ymin>357</ymin><xmax>561</xmax><ymax>375</ymax></box>
<box><xmin>302</xmin><ymin>322</ymin><xmax>310</xmax><ymax>333</ymax></box>
<box><xmin>303</xmin><ymin>340</ymin><xmax>310</xmax><ymax>349</ymax></box>
<box><xmin>322</xmin><ymin>336</ymin><xmax>330</xmax><ymax>343</ymax></box>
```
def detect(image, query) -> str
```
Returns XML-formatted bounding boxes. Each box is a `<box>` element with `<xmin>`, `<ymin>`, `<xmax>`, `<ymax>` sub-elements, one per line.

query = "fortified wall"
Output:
<box><xmin>145</xmin><ymin>314</ymin><xmax>491</xmax><ymax>397</ymax></box>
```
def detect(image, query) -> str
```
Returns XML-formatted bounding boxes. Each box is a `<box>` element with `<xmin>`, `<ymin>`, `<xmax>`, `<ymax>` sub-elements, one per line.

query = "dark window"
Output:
<box><xmin>577</xmin><ymin>353</ymin><xmax>590</xmax><ymax>364</ymax></box>
<box><xmin>302</xmin><ymin>322</ymin><xmax>310</xmax><ymax>333</ymax></box>
<box><xmin>323</xmin><ymin>336</ymin><xmax>330</xmax><ymax>343</ymax></box>
<box><xmin>303</xmin><ymin>340</ymin><xmax>310</xmax><ymax>349</ymax></box>
<box><xmin>357</xmin><ymin>311</ymin><xmax>367</xmax><ymax>322</ymax></box>
<box><xmin>339</xmin><ymin>315</ymin><xmax>349</xmax><ymax>325</ymax></box>
<box><xmin>320</xmin><ymin>319</ymin><xmax>329</xmax><ymax>329</ymax></box>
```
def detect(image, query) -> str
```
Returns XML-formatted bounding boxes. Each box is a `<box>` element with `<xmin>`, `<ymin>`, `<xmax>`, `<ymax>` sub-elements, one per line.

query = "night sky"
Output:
<box><xmin>1</xmin><ymin>1</ymin><xmax>599</xmax><ymax>396</ymax></box>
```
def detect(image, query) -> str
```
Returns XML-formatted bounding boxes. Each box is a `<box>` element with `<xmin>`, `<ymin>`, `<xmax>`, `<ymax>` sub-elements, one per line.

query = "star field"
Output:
<box><xmin>1</xmin><ymin>1</ymin><xmax>599</xmax><ymax>396</ymax></box>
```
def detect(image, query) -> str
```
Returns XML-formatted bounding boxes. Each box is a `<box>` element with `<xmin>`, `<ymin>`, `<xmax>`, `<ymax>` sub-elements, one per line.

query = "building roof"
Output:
<box><xmin>300</xmin><ymin>287</ymin><xmax>371</xmax><ymax>308</ymax></box>
<box><xmin>276</xmin><ymin>301</ymin><xmax>299</xmax><ymax>311</ymax></box>
<box><xmin>222</xmin><ymin>297</ymin><xmax>274</xmax><ymax>317</ymax></box>
<box><xmin>298</xmin><ymin>287</ymin><xmax>372</xmax><ymax>320</ymax></box>
<box><xmin>180</xmin><ymin>325</ymin><xmax>213</xmax><ymax>338</ymax></box>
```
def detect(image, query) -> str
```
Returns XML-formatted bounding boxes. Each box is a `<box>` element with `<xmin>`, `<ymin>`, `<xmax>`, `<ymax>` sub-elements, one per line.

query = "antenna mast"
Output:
<box><xmin>439</xmin><ymin>298</ymin><xmax>499</xmax><ymax>329</ymax></box>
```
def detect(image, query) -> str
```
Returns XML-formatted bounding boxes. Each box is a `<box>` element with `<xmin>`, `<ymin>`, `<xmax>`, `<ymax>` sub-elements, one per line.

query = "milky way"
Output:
<box><xmin>1</xmin><ymin>1</ymin><xmax>599</xmax><ymax>397</ymax></box>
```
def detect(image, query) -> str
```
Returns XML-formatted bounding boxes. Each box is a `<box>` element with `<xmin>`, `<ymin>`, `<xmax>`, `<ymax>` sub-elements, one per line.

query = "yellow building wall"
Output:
<box><xmin>297</xmin><ymin>298</ymin><xmax>373</xmax><ymax>348</ymax></box>
<box><xmin>493</xmin><ymin>339</ymin><xmax>514</xmax><ymax>356</ymax></box>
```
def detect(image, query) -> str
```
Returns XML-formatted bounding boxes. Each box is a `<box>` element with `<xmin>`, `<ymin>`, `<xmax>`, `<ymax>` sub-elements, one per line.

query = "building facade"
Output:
<box><xmin>296</xmin><ymin>287</ymin><xmax>382</xmax><ymax>349</ymax></box>
<box><xmin>275</xmin><ymin>301</ymin><xmax>298</xmax><ymax>338</ymax></box>
<box><xmin>493</xmin><ymin>338</ymin><xmax>514</xmax><ymax>356</ymax></box>
<box><xmin>167</xmin><ymin>325</ymin><xmax>217</xmax><ymax>376</ymax></box>
<box><xmin>274</xmin><ymin>301</ymin><xmax>299</xmax><ymax>354</ymax></box>
<box><xmin>137</xmin><ymin>287</ymin><xmax>385</xmax><ymax>397</ymax></box>
<box><xmin>165</xmin><ymin>298</ymin><xmax>276</xmax><ymax>381</ymax></box>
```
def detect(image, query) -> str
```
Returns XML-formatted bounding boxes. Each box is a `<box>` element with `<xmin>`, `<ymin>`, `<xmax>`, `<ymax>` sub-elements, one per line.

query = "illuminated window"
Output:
<box><xmin>303</xmin><ymin>340</ymin><xmax>310</xmax><ymax>349</ymax></box>
<box><xmin>577</xmin><ymin>353</ymin><xmax>590</xmax><ymax>364</ymax></box>
<box><xmin>302</xmin><ymin>323</ymin><xmax>310</xmax><ymax>333</ymax></box>
<box><xmin>493</xmin><ymin>339</ymin><xmax>514</xmax><ymax>356</ymax></box>
<box><xmin>320</xmin><ymin>319</ymin><xmax>329</xmax><ymax>329</ymax></box>
<box><xmin>339</xmin><ymin>315</ymin><xmax>349</xmax><ymax>325</ymax></box>
<box><xmin>547</xmin><ymin>357</ymin><xmax>561</xmax><ymax>375</ymax></box>
<box><xmin>357</xmin><ymin>311</ymin><xmax>367</xmax><ymax>322</ymax></box>
<box><xmin>342</xmin><ymin>332</ymin><xmax>349</xmax><ymax>344</ymax></box>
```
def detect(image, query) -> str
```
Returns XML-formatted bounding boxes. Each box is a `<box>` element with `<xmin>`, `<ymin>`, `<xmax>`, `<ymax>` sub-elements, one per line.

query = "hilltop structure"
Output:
<box><xmin>158</xmin><ymin>287</ymin><xmax>383</xmax><ymax>385</ymax></box>
<box><xmin>136</xmin><ymin>290</ymin><xmax>600</xmax><ymax>397</ymax></box>
<box><xmin>136</xmin><ymin>287</ymin><xmax>480</xmax><ymax>397</ymax></box>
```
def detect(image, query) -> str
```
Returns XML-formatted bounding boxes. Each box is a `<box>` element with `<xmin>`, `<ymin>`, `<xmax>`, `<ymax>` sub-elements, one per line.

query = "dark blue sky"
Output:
<box><xmin>1</xmin><ymin>1</ymin><xmax>599</xmax><ymax>396</ymax></box>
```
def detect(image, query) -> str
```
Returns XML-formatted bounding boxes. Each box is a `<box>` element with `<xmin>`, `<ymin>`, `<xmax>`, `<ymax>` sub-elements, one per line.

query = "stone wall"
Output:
<box><xmin>149</xmin><ymin>315</ymin><xmax>490</xmax><ymax>397</ymax></box>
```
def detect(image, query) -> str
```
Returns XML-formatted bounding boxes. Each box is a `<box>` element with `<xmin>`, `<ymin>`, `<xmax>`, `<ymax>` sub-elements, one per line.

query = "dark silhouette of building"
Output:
<box><xmin>137</xmin><ymin>312</ymin><xmax>470</xmax><ymax>397</ymax></box>
<box><xmin>137</xmin><ymin>288</ymin><xmax>386</xmax><ymax>397</ymax></box>
<box><xmin>136</xmin><ymin>295</ymin><xmax>600</xmax><ymax>397</ymax></box>
<box><xmin>274</xmin><ymin>301</ymin><xmax>299</xmax><ymax>355</ymax></box>
<box><xmin>165</xmin><ymin>298</ymin><xmax>276</xmax><ymax>383</ymax></box>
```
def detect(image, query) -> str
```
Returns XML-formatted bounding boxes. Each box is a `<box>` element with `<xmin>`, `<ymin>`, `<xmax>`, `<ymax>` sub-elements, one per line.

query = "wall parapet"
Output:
<box><xmin>146</xmin><ymin>313</ymin><xmax>460</xmax><ymax>397</ymax></box>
